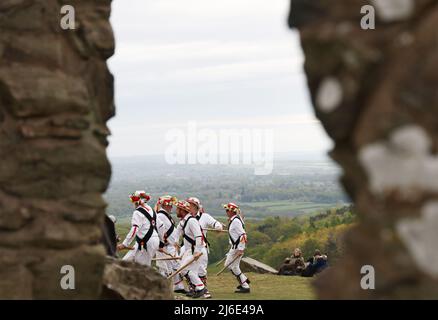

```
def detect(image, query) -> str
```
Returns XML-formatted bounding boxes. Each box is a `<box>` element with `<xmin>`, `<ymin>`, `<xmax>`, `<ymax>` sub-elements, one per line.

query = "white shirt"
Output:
<box><xmin>228</xmin><ymin>215</ymin><xmax>247</xmax><ymax>251</ymax></box>
<box><xmin>179</xmin><ymin>213</ymin><xmax>204</xmax><ymax>254</ymax></box>
<box><xmin>123</xmin><ymin>204</ymin><xmax>158</xmax><ymax>247</ymax></box>
<box><xmin>196</xmin><ymin>211</ymin><xmax>223</xmax><ymax>239</ymax></box>
<box><xmin>157</xmin><ymin>209</ymin><xmax>178</xmax><ymax>245</ymax></box>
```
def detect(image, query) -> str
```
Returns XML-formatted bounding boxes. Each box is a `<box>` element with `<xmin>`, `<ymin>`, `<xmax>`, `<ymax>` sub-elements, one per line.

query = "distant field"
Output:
<box><xmin>111</xmin><ymin>201</ymin><xmax>339</xmax><ymax>221</ymax></box>
<box><xmin>114</xmin><ymin>201</ymin><xmax>340</xmax><ymax>235</ymax></box>
<box><xmin>240</xmin><ymin>201</ymin><xmax>338</xmax><ymax>217</ymax></box>
<box><xmin>105</xmin><ymin>156</ymin><xmax>347</xmax><ymax>219</ymax></box>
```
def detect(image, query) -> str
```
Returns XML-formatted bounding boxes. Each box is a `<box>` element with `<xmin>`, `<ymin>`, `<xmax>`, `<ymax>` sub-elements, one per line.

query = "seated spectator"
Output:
<box><xmin>278</xmin><ymin>248</ymin><xmax>306</xmax><ymax>276</ymax></box>
<box><xmin>301</xmin><ymin>249</ymin><xmax>328</xmax><ymax>277</ymax></box>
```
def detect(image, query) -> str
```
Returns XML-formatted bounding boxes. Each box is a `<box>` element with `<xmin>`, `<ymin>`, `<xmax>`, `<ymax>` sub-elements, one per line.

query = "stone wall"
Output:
<box><xmin>289</xmin><ymin>0</ymin><xmax>438</xmax><ymax>298</ymax></box>
<box><xmin>0</xmin><ymin>0</ymin><xmax>115</xmax><ymax>299</ymax></box>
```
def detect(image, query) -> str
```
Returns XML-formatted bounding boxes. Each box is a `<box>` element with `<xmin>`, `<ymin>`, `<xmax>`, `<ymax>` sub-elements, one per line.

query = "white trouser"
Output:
<box><xmin>198</xmin><ymin>246</ymin><xmax>209</xmax><ymax>278</ymax></box>
<box><xmin>156</xmin><ymin>244</ymin><xmax>185</xmax><ymax>290</ymax></box>
<box><xmin>122</xmin><ymin>236</ymin><xmax>159</xmax><ymax>267</ymax></box>
<box><xmin>156</xmin><ymin>244</ymin><xmax>178</xmax><ymax>274</ymax></box>
<box><xmin>179</xmin><ymin>249</ymin><xmax>204</xmax><ymax>291</ymax></box>
<box><xmin>155</xmin><ymin>250</ymin><xmax>171</xmax><ymax>277</ymax></box>
<box><xmin>225</xmin><ymin>248</ymin><xmax>249</xmax><ymax>289</ymax></box>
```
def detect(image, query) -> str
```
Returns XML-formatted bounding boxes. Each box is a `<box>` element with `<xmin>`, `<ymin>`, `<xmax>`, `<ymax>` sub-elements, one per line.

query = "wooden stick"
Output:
<box><xmin>167</xmin><ymin>253</ymin><xmax>203</xmax><ymax>279</ymax></box>
<box><xmin>214</xmin><ymin>256</ymin><xmax>226</xmax><ymax>267</ymax></box>
<box><xmin>118</xmin><ymin>246</ymin><xmax>135</xmax><ymax>251</ymax></box>
<box><xmin>153</xmin><ymin>256</ymin><xmax>182</xmax><ymax>261</ymax></box>
<box><xmin>216</xmin><ymin>253</ymin><xmax>243</xmax><ymax>276</ymax></box>
<box><xmin>203</xmin><ymin>228</ymin><xmax>228</xmax><ymax>233</ymax></box>
<box><xmin>160</xmin><ymin>250</ymin><xmax>175</xmax><ymax>258</ymax></box>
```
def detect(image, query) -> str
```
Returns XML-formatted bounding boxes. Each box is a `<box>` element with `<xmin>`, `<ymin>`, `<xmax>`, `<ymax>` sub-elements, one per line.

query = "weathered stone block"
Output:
<box><xmin>101</xmin><ymin>257</ymin><xmax>174</xmax><ymax>300</ymax></box>
<box><xmin>0</xmin><ymin>65</ymin><xmax>90</xmax><ymax>118</ymax></box>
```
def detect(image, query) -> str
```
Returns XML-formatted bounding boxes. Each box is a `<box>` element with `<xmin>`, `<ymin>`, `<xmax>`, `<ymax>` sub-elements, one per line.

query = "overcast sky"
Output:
<box><xmin>107</xmin><ymin>0</ymin><xmax>332</xmax><ymax>158</ymax></box>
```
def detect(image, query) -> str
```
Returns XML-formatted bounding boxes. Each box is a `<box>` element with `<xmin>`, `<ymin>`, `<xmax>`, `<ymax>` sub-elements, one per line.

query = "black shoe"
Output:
<box><xmin>236</xmin><ymin>285</ymin><xmax>242</xmax><ymax>290</ymax></box>
<box><xmin>192</xmin><ymin>288</ymin><xmax>207</xmax><ymax>299</ymax></box>
<box><xmin>234</xmin><ymin>287</ymin><xmax>250</xmax><ymax>294</ymax></box>
<box><xmin>185</xmin><ymin>290</ymin><xmax>195</xmax><ymax>297</ymax></box>
<box><xmin>174</xmin><ymin>289</ymin><xmax>188</xmax><ymax>294</ymax></box>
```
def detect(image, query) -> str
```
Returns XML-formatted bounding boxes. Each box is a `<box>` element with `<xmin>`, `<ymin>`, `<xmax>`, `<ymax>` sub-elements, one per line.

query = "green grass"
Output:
<box><xmin>173</xmin><ymin>264</ymin><xmax>316</xmax><ymax>300</ymax></box>
<box><xmin>115</xmin><ymin>219</ymin><xmax>131</xmax><ymax>238</ymax></box>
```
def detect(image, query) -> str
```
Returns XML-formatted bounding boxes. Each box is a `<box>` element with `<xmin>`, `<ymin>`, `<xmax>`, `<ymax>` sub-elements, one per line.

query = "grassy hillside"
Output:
<box><xmin>114</xmin><ymin>205</ymin><xmax>355</xmax><ymax>300</ymax></box>
<box><xmin>193</xmin><ymin>265</ymin><xmax>316</xmax><ymax>300</ymax></box>
<box><xmin>207</xmin><ymin>205</ymin><xmax>355</xmax><ymax>268</ymax></box>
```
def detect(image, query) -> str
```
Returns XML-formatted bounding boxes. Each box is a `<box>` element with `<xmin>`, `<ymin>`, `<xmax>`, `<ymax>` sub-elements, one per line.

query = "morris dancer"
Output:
<box><xmin>223</xmin><ymin>202</ymin><xmax>250</xmax><ymax>293</ymax></box>
<box><xmin>117</xmin><ymin>191</ymin><xmax>159</xmax><ymax>267</ymax></box>
<box><xmin>187</xmin><ymin>197</ymin><xmax>223</xmax><ymax>298</ymax></box>
<box><xmin>175</xmin><ymin>200</ymin><xmax>206</xmax><ymax>298</ymax></box>
<box><xmin>155</xmin><ymin>195</ymin><xmax>186</xmax><ymax>293</ymax></box>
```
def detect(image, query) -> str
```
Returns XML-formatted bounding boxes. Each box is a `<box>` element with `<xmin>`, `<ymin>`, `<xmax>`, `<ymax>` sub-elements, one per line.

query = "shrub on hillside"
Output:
<box><xmin>264</xmin><ymin>247</ymin><xmax>292</xmax><ymax>269</ymax></box>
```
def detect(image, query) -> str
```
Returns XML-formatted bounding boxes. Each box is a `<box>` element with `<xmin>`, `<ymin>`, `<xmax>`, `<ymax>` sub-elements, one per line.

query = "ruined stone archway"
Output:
<box><xmin>0</xmin><ymin>0</ymin><xmax>437</xmax><ymax>299</ymax></box>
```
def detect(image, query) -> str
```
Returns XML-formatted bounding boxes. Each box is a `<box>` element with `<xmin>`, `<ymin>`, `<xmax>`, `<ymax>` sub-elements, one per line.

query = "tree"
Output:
<box><xmin>301</xmin><ymin>238</ymin><xmax>322</xmax><ymax>259</ymax></box>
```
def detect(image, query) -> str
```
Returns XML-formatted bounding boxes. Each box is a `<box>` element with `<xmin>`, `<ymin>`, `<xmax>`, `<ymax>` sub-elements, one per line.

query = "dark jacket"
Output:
<box><xmin>101</xmin><ymin>215</ymin><xmax>118</xmax><ymax>257</ymax></box>
<box><xmin>278</xmin><ymin>255</ymin><xmax>306</xmax><ymax>275</ymax></box>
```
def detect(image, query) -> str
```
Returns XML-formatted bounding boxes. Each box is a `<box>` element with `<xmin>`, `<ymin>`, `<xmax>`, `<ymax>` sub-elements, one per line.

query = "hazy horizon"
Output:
<box><xmin>108</xmin><ymin>149</ymin><xmax>332</xmax><ymax>162</ymax></box>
